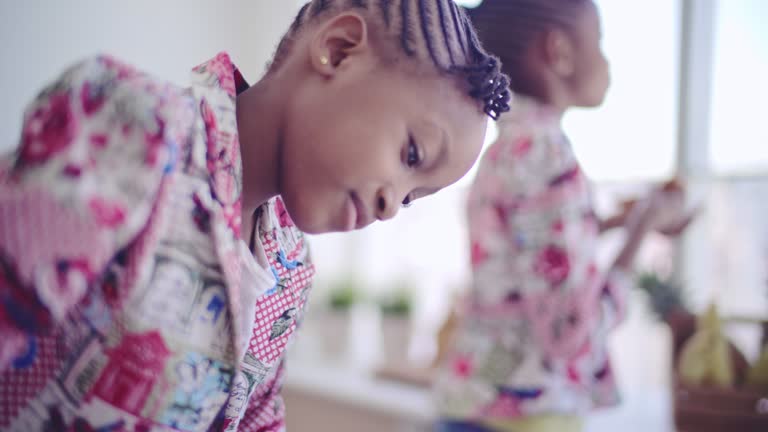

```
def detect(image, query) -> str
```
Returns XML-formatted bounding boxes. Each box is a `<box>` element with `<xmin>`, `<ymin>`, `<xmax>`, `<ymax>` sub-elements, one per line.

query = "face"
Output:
<box><xmin>280</xmin><ymin>64</ymin><xmax>487</xmax><ymax>234</ymax></box>
<box><xmin>569</xmin><ymin>1</ymin><xmax>610</xmax><ymax>107</ymax></box>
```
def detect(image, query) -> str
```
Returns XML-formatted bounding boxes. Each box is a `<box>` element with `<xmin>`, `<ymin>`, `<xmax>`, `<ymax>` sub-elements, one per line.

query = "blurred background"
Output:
<box><xmin>1</xmin><ymin>1</ymin><xmax>766</xmax><ymax>431</ymax></box>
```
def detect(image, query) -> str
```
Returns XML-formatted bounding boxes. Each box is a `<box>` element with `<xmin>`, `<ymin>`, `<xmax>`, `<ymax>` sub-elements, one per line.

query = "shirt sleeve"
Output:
<box><xmin>0</xmin><ymin>55</ymin><xmax>189</xmax><ymax>370</ymax></box>
<box><xmin>598</xmin><ymin>267</ymin><xmax>631</xmax><ymax>331</ymax></box>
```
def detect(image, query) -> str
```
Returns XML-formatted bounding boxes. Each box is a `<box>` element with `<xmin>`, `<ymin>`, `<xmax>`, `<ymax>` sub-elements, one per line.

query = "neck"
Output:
<box><xmin>538</xmin><ymin>80</ymin><xmax>570</xmax><ymax>120</ymax></box>
<box><xmin>514</xmin><ymin>72</ymin><xmax>568</xmax><ymax>120</ymax></box>
<box><xmin>236</xmin><ymin>76</ymin><xmax>285</xmax><ymax>232</ymax></box>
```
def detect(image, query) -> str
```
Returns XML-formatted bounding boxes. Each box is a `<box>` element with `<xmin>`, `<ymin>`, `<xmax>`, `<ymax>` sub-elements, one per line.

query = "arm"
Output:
<box><xmin>603</xmin><ymin>186</ymin><xmax>698</xmax><ymax>327</ymax></box>
<box><xmin>611</xmin><ymin>197</ymin><xmax>657</xmax><ymax>271</ymax></box>
<box><xmin>600</xmin><ymin>177</ymin><xmax>693</xmax><ymax>236</ymax></box>
<box><xmin>0</xmin><ymin>56</ymin><xmax>186</xmax><ymax>369</ymax></box>
<box><xmin>598</xmin><ymin>212</ymin><xmax>629</xmax><ymax>233</ymax></box>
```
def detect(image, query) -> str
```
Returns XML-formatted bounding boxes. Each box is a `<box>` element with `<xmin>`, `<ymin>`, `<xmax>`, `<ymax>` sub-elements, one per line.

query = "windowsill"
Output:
<box><xmin>283</xmin><ymin>358</ymin><xmax>435</xmax><ymax>423</ymax></box>
<box><xmin>283</xmin><ymin>353</ymin><xmax>674</xmax><ymax>432</ymax></box>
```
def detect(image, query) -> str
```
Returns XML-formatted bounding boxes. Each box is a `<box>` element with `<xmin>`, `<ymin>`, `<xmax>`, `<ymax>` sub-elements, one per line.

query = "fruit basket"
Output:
<box><xmin>636</xmin><ymin>273</ymin><xmax>768</xmax><ymax>431</ymax></box>
<box><xmin>670</xmin><ymin>314</ymin><xmax>768</xmax><ymax>432</ymax></box>
<box><xmin>673</xmin><ymin>379</ymin><xmax>768</xmax><ymax>431</ymax></box>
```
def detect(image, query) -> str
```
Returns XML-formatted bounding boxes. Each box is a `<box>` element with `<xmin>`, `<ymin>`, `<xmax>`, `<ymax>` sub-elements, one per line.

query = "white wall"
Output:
<box><xmin>0</xmin><ymin>0</ymin><xmax>300</xmax><ymax>151</ymax></box>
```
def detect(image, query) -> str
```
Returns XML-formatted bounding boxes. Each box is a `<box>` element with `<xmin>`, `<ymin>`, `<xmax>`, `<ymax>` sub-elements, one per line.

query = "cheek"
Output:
<box><xmin>596</xmin><ymin>55</ymin><xmax>610</xmax><ymax>88</ymax></box>
<box><xmin>440</xmin><ymin>119</ymin><xmax>487</xmax><ymax>187</ymax></box>
<box><xmin>578</xmin><ymin>55</ymin><xmax>610</xmax><ymax>105</ymax></box>
<box><xmin>282</xmin><ymin>109</ymin><xmax>351</xmax><ymax>187</ymax></box>
<box><xmin>279</xmin><ymin>127</ymin><xmax>367</xmax><ymax>234</ymax></box>
<box><xmin>594</xmin><ymin>49</ymin><xmax>610</xmax><ymax>77</ymax></box>
<box><xmin>277</xmin><ymin>132</ymin><xmax>331</xmax><ymax>232</ymax></box>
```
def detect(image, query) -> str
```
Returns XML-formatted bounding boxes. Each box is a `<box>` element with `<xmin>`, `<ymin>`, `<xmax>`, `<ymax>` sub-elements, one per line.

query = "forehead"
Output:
<box><xmin>408</xmin><ymin>69</ymin><xmax>482</xmax><ymax>117</ymax></box>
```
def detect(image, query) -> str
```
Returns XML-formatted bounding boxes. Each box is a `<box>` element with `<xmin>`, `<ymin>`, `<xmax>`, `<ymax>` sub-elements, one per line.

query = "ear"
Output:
<box><xmin>543</xmin><ymin>29</ymin><xmax>576</xmax><ymax>77</ymax></box>
<box><xmin>309</xmin><ymin>12</ymin><xmax>369</xmax><ymax>77</ymax></box>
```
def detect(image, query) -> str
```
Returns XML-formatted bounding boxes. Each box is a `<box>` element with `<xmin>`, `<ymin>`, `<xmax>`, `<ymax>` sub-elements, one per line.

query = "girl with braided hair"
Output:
<box><xmin>433</xmin><ymin>1</ymin><xmax>691</xmax><ymax>431</ymax></box>
<box><xmin>0</xmin><ymin>1</ymin><xmax>509</xmax><ymax>430</ymax></box>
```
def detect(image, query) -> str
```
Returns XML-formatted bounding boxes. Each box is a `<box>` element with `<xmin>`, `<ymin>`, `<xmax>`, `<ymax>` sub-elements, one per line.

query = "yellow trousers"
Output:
<box><xmin>482</xmin><ymin>416</ymin><xmax>583</xmax><ymax>432</ymax></box>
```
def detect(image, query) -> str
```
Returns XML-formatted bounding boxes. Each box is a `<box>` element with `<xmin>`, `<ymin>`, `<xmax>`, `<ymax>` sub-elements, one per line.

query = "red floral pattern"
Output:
<box><xmin>435</xmin><ymin>96</ymin><xmax>630</xmax><ymax>422</ymax></box>
<box><xmin>533</xmin><ymin>245</ymin><xmax>570</xmax><ymax>287</ymax></box>
<box><xmin>0</xmin><ymin>53</ymin><xmax>314</xmax><ymax>432</ymax></box>
<box><xmin>20</xmin><ymin>92</ymin><xmax>78</xmax><ymax>164</ymax></box>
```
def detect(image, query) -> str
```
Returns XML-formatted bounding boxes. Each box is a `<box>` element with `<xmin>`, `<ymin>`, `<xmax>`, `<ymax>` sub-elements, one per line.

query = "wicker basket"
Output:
<box><xmin>671</xmin><ymin>314</ymin><xmax>768</xmax><ymax>432</ymax></box>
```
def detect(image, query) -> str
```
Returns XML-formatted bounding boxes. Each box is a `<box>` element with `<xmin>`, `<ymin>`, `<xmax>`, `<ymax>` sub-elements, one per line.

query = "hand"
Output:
<box><xmin>646</xmin><ymin>178</ymin><xmax>688</xmax><ymax>231</ymax></box>
<box><xmin>611</xmin><ymin>178</ymin><xmax>693</xmax><ymax>271</ymax></box>
<box><xmin>646</xmin><ymin>179</ymin><xmax>701</xmax><ymax>237</ymax></box>
<box><xmin>609</xmin><ymin>178</ymin><xmax>691</xmax><ymax>235</ymax></box>
<box><xmin>615</xmin><ymin>178</ymin><xmax>684</xmax><ymax>226</ymax></box>
<box><xmin>656</xmin><ymin>206</ymin><xmax>700</xmax><ymax>237</ymax></box>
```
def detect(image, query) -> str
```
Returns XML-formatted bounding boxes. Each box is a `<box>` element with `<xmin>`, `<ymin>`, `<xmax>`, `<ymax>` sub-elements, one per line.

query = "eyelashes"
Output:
<box><xmin>402</xmin><ymin>135</ymin><xmax>422</xmax><ymax>207</ymax></box>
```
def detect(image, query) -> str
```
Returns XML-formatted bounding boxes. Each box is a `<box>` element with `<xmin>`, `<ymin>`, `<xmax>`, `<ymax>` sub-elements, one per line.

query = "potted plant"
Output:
<box><xmin>636</xmin><ymin>271</ymin><xmax>694</xmax><ymax>358</ymax></box>
<box><xmin>636</xmin><ymin>272</ymin><xmax>750</xmax><ymax>374</ymax></box>
<box><xmin>319</xmin><ymin>276</ymin><xmax>363</xmax><ymax>360</ymax></box>
<box><xmin>378</xmin><ymin>281</ymin><xmax>415</xmax><ymax>366</ymax></box>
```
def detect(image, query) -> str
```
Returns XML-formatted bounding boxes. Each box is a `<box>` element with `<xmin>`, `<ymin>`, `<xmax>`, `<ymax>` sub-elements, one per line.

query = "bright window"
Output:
<box><xmin>564</xmin><ymin>0</ymin><xmax>681</xmax><ymax>182</ymax></box>
<box><xmin>709</xmin><ymin>0</ymin><xmax>768</xmax><ymax>175</ymax></box>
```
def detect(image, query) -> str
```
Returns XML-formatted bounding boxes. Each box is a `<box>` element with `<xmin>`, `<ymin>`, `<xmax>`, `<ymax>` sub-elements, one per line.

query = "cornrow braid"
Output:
<box><xmin>274</xmin><ymin>2</ymin><xmax>312</xmax><ymax>60</ymax></box>
<box><xmin>418</xmin><ymin>0</ymin><xmax>441</xmax><ymax>68</ymax></box>
<box><xmin>268</xmin><ymin>0</ymin><xmax>511</xmax><ymax>120</ymax></box>
<box><xmin>291</xmin><ymin>3</ymin><xmax>312</xmax><ymax>32</ymax></box>
<box><xmin>380</xmin><ymin>0</ymin><xmax>394</xmax><ymax>26</ymax></box>
<box><xmin>313</xmin><ymin>0</ymin><xmax>330</xmax><ymax>15</ymax></box>
<box><xmin>435</xmin><ymin>0</ymin><xmax>455</xmax><ymax>65</ymax></box>
<box><xmin>465</xmin><ymin>0</ymin><xmax>590</xmax><ymax>95</ymax></box>
<box><xmin>448</xmin><ymin>2</ymin><xmax>469</xmax><ymax>63</ymax></box>
<box><xmin>400</xmin><ymin>0</ymin><xmax>417</xmax><ymax>56</ymax></box>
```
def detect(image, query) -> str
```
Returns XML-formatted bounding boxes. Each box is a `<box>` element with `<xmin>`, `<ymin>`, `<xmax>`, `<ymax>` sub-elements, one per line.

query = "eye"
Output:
<box><xmin>406</xmin><ymin>136</ymin><xmax>422</xmax><ymax>169</ymax></box>
<box><xmin>401</xmin><ymin>135</ymin><xmax>422</xmax><ymax>208</ymax></box>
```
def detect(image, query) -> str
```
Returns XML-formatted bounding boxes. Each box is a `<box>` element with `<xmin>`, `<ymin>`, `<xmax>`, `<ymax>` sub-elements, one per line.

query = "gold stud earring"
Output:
<box><xmin>319</xmin><ymin>55</ymin><xmax>329</xmax><ymax>65</ymax></box>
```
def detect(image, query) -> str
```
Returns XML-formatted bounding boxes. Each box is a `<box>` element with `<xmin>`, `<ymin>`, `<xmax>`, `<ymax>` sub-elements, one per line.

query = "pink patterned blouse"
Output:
<box><xmin>435</xmin><ymin>96</ymin><xmax>631</xmax><ymax>422</ymax></box>
<box><xmin>0</xmin><ymin>53</ymin><xmax>315</xmax><ymax>431</ymax></box>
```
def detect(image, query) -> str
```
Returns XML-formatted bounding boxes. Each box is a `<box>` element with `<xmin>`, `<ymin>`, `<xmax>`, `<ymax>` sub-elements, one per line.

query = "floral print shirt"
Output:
<box><xmin>0</xmin><ymin>53</ymin><xmax>315</xmax><ymax>432</ymax></box>
<box><xmin>434</xmin><ymin>97</ymin><xmax>631</xmax><ymax>422</ymax></box>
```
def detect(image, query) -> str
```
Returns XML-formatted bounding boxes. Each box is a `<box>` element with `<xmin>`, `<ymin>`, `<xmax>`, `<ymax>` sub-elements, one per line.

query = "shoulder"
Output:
<box><xmin>471</xmin><ymin>119</ymin><xmax>568</xmax><ymax>202</ymax></box>
<box><xmin>4</xmin><ymin>54</ymin><xmax>196</xmax><ymax>237</ymax></box>
<box><xmin>8</xmin><ymin>54</ymin><xmax>194</xmax><ymax>177</ymax></box>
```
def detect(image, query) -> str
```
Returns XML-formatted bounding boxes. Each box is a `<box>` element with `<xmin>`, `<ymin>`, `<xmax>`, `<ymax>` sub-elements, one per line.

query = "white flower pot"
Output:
<box><xmin>318</xmin><ymin>309</ymin><xmax>352</xmax><ymax>360</ymax></box>
<box><xmin>380</xmin><ymin>315</ymin><xmax>412</xmax><ymax>366</ymax></box>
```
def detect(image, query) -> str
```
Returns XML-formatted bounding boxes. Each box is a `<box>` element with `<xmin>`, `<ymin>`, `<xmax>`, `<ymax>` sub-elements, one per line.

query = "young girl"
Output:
<box><xmin>0</xmin><ymin>1</ymin><xmax>510</xmax><ymax>431</ymax></box>
<box><xmin>434</xmin><ymin>1</ymin><xmax>690</xmax><ymax>431</ymax></box>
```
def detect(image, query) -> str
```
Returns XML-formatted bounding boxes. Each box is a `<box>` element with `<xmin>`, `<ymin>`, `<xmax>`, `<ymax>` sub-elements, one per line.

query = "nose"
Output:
<box><xmin>375</xmin><ymin>185</ymin><xmax>399</xmax><ymax>222</ymax></box>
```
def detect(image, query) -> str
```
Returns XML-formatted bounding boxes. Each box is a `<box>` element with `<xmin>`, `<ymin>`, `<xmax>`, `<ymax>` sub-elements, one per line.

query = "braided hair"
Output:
<box><xmin>269</xmin><ymin>0</ymin><xmax>511</xmax><ymax>120</ymax></box>
<box><xmin>464</xmin><ymin>0</ymin><xmax>591</xmax><ymax>96</ymax></box>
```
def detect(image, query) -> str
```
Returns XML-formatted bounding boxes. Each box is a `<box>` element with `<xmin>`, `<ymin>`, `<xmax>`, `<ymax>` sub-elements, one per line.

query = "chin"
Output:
<box><xmin>581</xmin><ymin>93</ymin><xmax>607</xmax><ymax>108</ymax></box>
<box><xmin>297</xmin><ymin>222</ymin><xmax>327</xmax><ymax>235</ymax></box>
<box><xmin>283</xmin><ymin>206</ymin><xmax>332</xmax><ymax>234</ymax></box>
<box><xmin>279</xmin><ymin>190</ymin><xmax>343</xmax><ymax>234</ymax></box>
<box><xmin>282</xmin><ymin>209</ymin><xmax>315</xmax><ymax>233</ymax></box>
